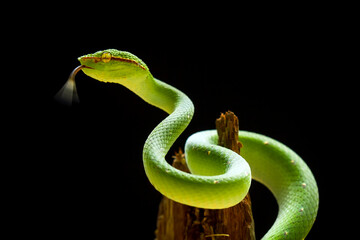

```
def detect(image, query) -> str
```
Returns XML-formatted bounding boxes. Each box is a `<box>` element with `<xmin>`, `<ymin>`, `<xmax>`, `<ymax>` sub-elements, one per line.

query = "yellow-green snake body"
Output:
<box><xmin>70</xmin><ymin>49</ymin><xmax>318</xmax><ymax>239</ymax></box>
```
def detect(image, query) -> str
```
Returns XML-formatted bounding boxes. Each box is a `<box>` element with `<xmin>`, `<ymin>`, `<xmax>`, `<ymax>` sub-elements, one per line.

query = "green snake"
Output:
<box><xmin>61</xmin><ymin>49</ymin><xmax>319</xmax><ymax>239</ymax></box>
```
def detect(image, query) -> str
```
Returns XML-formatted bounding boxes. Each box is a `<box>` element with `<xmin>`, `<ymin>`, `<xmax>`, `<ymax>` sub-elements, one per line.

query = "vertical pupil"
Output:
<box><xmin>101</xmin><ymin>52</ymin><xmax>112</xmax><ymax>63</ymax></box>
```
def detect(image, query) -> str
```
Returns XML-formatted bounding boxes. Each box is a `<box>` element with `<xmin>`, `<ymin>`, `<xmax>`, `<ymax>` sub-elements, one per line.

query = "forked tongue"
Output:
<box><xmin>55</xmin><ymin>65</ymin><xmax>86</xmax><ymax>106</ymax></box>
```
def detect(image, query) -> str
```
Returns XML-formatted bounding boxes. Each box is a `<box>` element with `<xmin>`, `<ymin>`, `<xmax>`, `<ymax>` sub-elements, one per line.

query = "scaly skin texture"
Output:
<box><xmin>77</xmin><ymin>49</ymin><xmax>319</xmax><ymax>239</ymax></box>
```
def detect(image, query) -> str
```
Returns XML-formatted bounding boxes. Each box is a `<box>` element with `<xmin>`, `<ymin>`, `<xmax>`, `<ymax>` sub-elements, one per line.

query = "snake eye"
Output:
<box><xmin>101</xmin><ymin>52</ymin><xmax>112</xmax><ymax>63</ymax></box>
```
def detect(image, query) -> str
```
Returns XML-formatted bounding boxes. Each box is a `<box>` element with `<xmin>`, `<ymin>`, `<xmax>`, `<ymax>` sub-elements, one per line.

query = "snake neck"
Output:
<box><xmin>127</xmin><ymin>73</ymin><xmax>181</xmax><ymax>114</ymax></box>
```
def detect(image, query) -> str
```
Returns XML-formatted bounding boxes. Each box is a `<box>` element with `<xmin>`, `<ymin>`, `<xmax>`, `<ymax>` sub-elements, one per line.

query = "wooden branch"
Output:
<box><xmin>155</xmin><ymin>111</ymin><xmax>255</xmax><ymax>240</ymax></box>
<box><xmin>215</xmin><ymin>111</ymin><xmax>243</xmax><ymax>155</ymax></box>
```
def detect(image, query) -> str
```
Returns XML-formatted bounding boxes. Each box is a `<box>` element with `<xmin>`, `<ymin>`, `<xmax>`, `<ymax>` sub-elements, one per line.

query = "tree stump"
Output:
<box><xmin>155</xmin><ymin>111</ymin><xmax>255</xmax><ymax>240</ymax></box>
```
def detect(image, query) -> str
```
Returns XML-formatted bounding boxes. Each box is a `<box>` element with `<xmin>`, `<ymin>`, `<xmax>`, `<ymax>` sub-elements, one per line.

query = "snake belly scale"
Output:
<box><xmin>67</xmin><ymin>49</ymin><xmax>318</xmax><ymax>239</ymax></box>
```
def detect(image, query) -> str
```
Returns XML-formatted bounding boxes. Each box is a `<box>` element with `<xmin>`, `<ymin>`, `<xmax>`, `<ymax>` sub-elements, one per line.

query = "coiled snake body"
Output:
<box><xmin>66</xmin><ymin>49</ymin><xmax>318</xmax><ymax>239</ymax></box>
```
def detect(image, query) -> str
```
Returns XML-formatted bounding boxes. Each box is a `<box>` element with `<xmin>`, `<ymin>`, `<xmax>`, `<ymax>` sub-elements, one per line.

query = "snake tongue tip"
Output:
<box><xmin>54</xmin><ymin>77</ymin><xmax>80</xmax><ymax>106</ymax></box>
<box><xmin>54</xmin><ymin>65</ymin><xmax>89</xmax><ymax>106</ymax></box>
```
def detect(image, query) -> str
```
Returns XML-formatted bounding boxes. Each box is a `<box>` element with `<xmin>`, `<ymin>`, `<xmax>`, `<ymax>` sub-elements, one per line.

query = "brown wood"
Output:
<box><xmin>155</xmin><ymin>111</ymin><xmax>255</xmax><ymax>240</ymax></box>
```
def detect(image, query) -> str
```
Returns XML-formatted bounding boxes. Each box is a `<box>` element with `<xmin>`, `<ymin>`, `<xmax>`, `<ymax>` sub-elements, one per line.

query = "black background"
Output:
<box><xmin>17</xmin><ymin>6</ymin><xmax>341</xmax><ymax>239</ymax></box>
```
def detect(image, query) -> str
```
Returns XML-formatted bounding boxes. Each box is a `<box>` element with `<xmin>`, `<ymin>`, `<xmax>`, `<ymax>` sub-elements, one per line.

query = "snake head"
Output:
<box><xmin>78</xmin><ymin>49</ymin><xmax>150</xmax><ymax>85</ymax></box>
